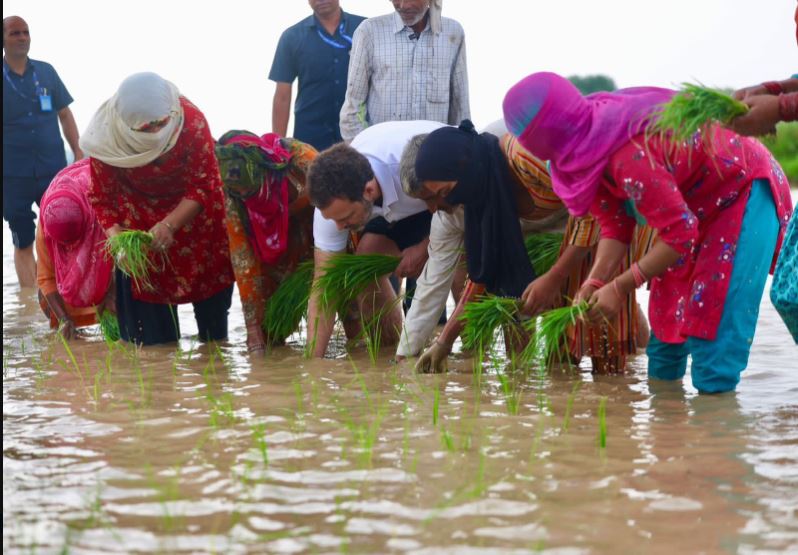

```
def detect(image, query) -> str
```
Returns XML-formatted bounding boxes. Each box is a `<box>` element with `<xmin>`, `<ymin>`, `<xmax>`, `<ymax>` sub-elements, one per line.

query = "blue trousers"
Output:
<box><xmin>646</xmin><ymin>179</ymin><xmax>779</xmax><ymax>393</ymax></box>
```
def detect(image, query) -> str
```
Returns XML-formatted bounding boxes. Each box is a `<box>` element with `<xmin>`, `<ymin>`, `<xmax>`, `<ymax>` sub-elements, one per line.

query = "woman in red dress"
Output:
<box><xmin>81</xmin><ymin>72</ymin><xmax>235</xmax><ymax>345</ymax></box>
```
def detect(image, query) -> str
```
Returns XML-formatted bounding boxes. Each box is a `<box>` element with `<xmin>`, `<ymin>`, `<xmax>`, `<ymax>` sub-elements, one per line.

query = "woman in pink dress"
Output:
<box><xmin>503</xmin><ymin>72</ymin><xmax>792</xmax><ymax>393</ymax></box>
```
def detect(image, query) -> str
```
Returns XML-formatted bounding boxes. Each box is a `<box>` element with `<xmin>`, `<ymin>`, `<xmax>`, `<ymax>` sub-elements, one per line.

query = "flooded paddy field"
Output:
<box><xmin>3</xmin><ymin>227</ymin><xmax>797</xmax><ymax>554</ymax></box>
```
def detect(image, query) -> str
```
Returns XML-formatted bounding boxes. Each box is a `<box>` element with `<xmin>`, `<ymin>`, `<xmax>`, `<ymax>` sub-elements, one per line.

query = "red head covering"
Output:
<box><xmin>43</xmin><ymin>196</ymin><xmax>85</xmax><ymax>244</ymax></box>
<box><xmin>40</xmin><ymin>159</ymin><xmax>113</xmax><ymax>307</ymax></box>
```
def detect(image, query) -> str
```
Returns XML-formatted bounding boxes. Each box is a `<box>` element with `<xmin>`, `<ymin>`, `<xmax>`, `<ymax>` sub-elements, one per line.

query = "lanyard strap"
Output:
<box><xmin>316</xmin><ymin>21</ymin><xmax>352</xmax><ymax>49</ymax></box>
<box><xmin>3</xmin><ymin>62</ymin><xmax>41</xmax><ymax>99</ymax></box>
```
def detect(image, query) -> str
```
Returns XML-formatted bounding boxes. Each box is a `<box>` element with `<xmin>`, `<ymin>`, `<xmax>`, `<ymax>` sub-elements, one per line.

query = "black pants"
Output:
<box><xmin>116</xmin><ymin>269</ymin><xmax>234</xmax><ymax>345</ymax></box>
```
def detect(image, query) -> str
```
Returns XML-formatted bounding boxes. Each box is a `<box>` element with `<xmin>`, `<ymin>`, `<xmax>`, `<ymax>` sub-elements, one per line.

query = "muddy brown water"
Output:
<box><xmin>3</xmin><ymin>225</ymin><xmax>797</xmax><ymax>554</ymax></box>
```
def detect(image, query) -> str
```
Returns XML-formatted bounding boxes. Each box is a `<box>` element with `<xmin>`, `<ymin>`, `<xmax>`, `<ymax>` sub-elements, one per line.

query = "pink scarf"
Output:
<box><xmin>225</xmin><ymin>133</ymin><xmax>292</xmax><ymax>264</ymax></box>
<box><xmin>40</xmin><ymin>159</ymin><xmax>113</xmax><ymax>307</ymax></box>
<box><xmin>503</xmin><ymin>72</ymin><xmax>674</xmax><ymax>216</ymax></box>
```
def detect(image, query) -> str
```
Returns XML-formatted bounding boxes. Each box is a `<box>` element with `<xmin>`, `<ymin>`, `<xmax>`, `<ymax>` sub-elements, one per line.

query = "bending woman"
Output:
<box><xmin>81</xmin><ymin>73</ymin><xmax>235</xmax><ymax>346</ymax></box>
<box><xmin>36</xmin><ymin>159</ymin><xmax>114</xmax><ymax>338</ymax></box>
<box><xmin>503</xmin><ymin>72</ymin><xmax>793</xmax><ymax>393</ymax></box>
<box><xmin>216</xmin><ymin>131</ymin><xmax>316</xmax><ymax>353</ymax></box>
<box><xmin>408</xmin><ymin>121</ymin><xmax>653</xmax><ymax>373</ymax></box>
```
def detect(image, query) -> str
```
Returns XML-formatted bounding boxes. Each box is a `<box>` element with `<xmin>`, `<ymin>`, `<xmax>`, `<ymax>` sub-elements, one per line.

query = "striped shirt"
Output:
<box><xmin>339</xmin><ymin>11</ymin><xmax>470</xmax><ymax>141</ymax></box>
<box><xmin>502</xmin><ymin>133</ymin><xmax>598</xmax><ymax>248</ymax></box>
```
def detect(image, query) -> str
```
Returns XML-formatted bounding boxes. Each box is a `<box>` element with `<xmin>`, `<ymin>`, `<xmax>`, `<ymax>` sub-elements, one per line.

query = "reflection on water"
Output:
<box><xmin>3</xmin><ymin>226</ymin><xmax>797</xmax><ymax>554</ymax></box>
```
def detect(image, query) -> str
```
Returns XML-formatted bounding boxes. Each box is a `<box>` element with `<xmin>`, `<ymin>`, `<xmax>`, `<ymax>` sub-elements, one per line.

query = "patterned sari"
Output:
<box><xmin>218</xmin><ymin>135</ymin><xmax>316</xmax><ymax>347</ymax></box>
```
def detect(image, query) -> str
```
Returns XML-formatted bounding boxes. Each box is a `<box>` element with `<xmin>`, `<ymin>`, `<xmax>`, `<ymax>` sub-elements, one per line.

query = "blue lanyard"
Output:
<box><xmin>3</xmin><ymin>61</ymin><xmax>43</xmax><ymax>100</ymax></box>
<box><xmin>316</xmin><ymin>22</ymin><xmax>352</xmax><ymax>49</ymax></box>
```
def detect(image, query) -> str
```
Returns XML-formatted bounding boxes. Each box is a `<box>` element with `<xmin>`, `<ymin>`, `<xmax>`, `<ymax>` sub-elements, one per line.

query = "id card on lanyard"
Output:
<box><xmin>39</xmin><ymin>87</ymin><xmax>52</xmax><ymax>112</ymax></box>
<box><xmin>3</xmin><ymin>62</ymin><xmax>52</xmax><ymax>112</ymax></box>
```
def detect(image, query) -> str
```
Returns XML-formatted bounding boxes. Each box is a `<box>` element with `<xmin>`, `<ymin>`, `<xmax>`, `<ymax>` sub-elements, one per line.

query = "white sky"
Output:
<box><xmin>3</xmin><ymin>0</ymin><xmax>796</xmax><ymax>140</ymax></box>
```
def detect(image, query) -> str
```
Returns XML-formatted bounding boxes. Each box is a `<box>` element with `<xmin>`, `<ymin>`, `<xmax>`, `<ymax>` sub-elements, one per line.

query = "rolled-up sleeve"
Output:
<box><xmin>397</xmin><ymin>210</ymin><xmax>465</xmax><ymax>357</ymax></box>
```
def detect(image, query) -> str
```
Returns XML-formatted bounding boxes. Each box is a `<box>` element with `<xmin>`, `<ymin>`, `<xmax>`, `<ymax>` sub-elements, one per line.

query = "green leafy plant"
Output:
<box><xmin>105</xmin><ymin>230</ymin><xmax>163</xmax><ymax>290</ymax></box>
<box><xmin>262</xmin><ymin>260</ymin><xmax>314</xmax><ymax>344</ymax></box>
<box><xmin>314</xmin><ymin>253</ymin><xmax>400</xmax><ymax>316</ymax></box>
<box><xmin>649</xmin><ymin>83</ymin><xmax>749</xmax><ymax>145</ymax></box>
<box><xmin>459</xmin><ymin>295</ymin><xmax>522</xmax><ymax>359</ymax></box>
<box><xmin>525</xmin><ymin>233</ymin><xmax>563</xmax><ymax>276</ymax></box>
<box><xmin>97</xmin><ymin>309</ymin><xmax>120</xmax><ymax>342</ymax></box>
<box><xmin>521</xmin><ymin>302</ymin><xmax>590</xmax><ymax>367</ymax></box>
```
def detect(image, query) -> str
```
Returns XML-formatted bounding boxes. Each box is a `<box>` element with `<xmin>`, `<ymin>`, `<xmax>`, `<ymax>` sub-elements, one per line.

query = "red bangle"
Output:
<box><xmin>778</xmin><ymin>93</ymin><xmax>798</xmax><ymax>122</ymax></box>
<box><xmin>762</xmin><ymin>81</ymin><xmax>784</xmax><ymax>95</ymax></box>
<box><xmin>582</xmin><ymin>278</ymin><xmax>607</xmax><ymax>290</ymax></box>
<box><xmin>630</xmin><ymin>262</ymin><xmax>648</xmax><ymax>288</ymax></box>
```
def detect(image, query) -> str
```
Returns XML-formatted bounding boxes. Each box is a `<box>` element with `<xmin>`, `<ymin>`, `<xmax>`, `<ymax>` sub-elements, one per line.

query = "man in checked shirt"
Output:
<box><xmin>338</xmin><ymin>0</ymin><xmax>470</xmax><ymax>141</ymax></box>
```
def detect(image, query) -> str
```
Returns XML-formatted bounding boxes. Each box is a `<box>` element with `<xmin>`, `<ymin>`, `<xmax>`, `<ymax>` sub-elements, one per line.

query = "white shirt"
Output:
<box><xmin>313</xmin><ymin>120</ymin><xmax>445</xmax><ymax>252</ymax></box>
<box><xmin>339</xmin><ymin>12</ymin><xmax>470</xmax><ymax>142</ymax></box>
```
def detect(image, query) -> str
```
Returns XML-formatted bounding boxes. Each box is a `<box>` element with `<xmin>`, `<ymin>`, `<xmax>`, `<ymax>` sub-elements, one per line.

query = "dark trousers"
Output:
<box><xmin>116</xmin><ymin>268</ymin><xmax>234</xmax><ymax>345</ymax></box>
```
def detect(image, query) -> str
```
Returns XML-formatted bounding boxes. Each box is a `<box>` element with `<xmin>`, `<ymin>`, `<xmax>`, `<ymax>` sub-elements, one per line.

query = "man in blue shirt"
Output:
<box><xmin>3</xmin><ymin>16</ymin><xmax>82</xmax><ymax>288</ymax></box>
<box><xmin>269</xmin><ymin>0</ymin><xmax>365</xmax><ymax>152</ymax></box>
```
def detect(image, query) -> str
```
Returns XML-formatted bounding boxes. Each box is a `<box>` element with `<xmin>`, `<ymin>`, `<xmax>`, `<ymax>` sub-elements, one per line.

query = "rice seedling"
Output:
<box><xmin>521</xmin><ymin>301</ymin><xmax>590</xmax><ymax>368</ymax></box>
<box><xmin>598</xmin><ymin>396</ymin><xmax>608</xmax><ymax>450</ymax></box>
<box><xmin>459</xmin><ymin>295</ymin><xmax>523</xmax><ymax>364</ymax></box>
<box><xmin>97</xmin><ymin>309</ymin><xmax>120</xmax><ymax>343</ymax></box>
<box><xmin>106</xmin><ymin>230</ymin><xmax>163</xmax><ymax>290</ymax></box>
<box><xmin>249</xmin><ymin>422</ymin><xmax>268</xmax><ymax>469</ymax></box>
<box><xmin>293</xmin><ymin>380</ymin><xmax>305</xmax><ymax>416</ymax></box>
<box><xmin>57</xmin><ymin>331</ymin><xmax>88</xmax><ymax>392</ymax></box>
<box><xmin>648</xmin><ymin>83</ymin><xmax>748</xmax><ymax>148</ymax></box>
<box><xmin>303</xmin><ymin>315</ymin><xmax>319</xmax><ymax>359</ymax></box>
<box><xmin>357</xmin><ymin>290</ymin><xmax>403</xmax><ymax>365</ymax></box>
<box><xmin>432</xmin><ymin>386</ymin><xmax>440</xmax><ymax>426</ymax></box>
<box><xmin>262</xmin><ymin>260</ymin><xmax>314</xmax><ymax>344</ymax></box>
<box><xmin>314</xmin><ymin>253</ymin><xmax>400</xmax><ymax>316</ymax></box>
<box><xmin>441</xmin><ymin>427</ymin><xmax>455</xmax><ymax>452</ymax></box>
<box><xmin>525</xmin><ymin>233</ymin><xmax>564</xmax><ymax>276</ymax></box>
<box><xmin>562</xmin><ymin>381</ymin><xmax>582</xmax><ymax>433</ymax></box>
<box><xmin>496</xmin><ymin>367</ymin><xmax>522</xmax><ymax>415</ymax></box>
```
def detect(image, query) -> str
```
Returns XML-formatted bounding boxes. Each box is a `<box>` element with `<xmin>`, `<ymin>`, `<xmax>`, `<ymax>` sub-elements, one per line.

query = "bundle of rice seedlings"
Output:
<box><xmin>263</xmin><ymin>260</ymin><xmax>314</xmax><ymax>344</ymax></box>
<box><xmin>97</xmin><ymin>309</ymin><xmax>120</xmax><ymax>342</ymax></box>
<box><xmin>649</xmin><ymin>83</ymin><xmax>748</xmax><ymax>145</ymax></box>
<box><xmin>314</xmin><ymin>253</ymin><xmax>400</xmax><ymax>316</ymax></box>
<box><xmin>459</xmin><ymin>295</ymin><xmax>522</xmax><ymax>358</ymax></box>
<box><xmin>521</xmin><ymin>301</ymin><xmax>590</xmax><ymax>367</ymax></box>
<box><xmin>105</xmin><ymin>230</ymin><xmax>159</xmax><ymax>289</ymax></box>
<box><xmin>525</xmin><ymin>233</ymin><xmax>564</xmax><ymax>276</ymax></box>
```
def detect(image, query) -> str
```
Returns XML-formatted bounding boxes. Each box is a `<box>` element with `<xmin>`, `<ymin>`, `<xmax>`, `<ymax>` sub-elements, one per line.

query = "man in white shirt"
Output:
<box><xmin>306</xmin><ymin>120</ymin><xmax>444</xmax><ymax>357</ymax></box>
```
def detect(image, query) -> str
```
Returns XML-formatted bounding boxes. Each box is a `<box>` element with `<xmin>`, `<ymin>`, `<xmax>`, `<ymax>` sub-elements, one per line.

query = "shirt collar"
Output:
<box><xmin>391</xmin><ymin>10</ymin><xmax>432</xmax><ymax>35</ymax></box>
<box><xmin>2</xmin><ymin>56</ymin><xmax>31</xmax><ymax>77</ymax></box>
<box><xmin>306</xmin><ymin>10</ymin><xmax>347</xmax><ymax>30</ymax></box>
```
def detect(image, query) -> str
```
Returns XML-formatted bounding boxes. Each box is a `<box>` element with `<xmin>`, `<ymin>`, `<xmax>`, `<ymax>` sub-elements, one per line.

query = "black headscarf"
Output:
<box><xmin>414</xmin><ymin>120</ymin><xmax>535</xmax><ymax>297</ymax></box>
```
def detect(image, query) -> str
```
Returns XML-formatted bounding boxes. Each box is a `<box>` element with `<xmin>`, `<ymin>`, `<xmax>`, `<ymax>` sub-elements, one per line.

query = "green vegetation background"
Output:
<box><xmin>764</xmin><ymin>123</ymin><xmax>798</xmax><ymax>186</ymax></box>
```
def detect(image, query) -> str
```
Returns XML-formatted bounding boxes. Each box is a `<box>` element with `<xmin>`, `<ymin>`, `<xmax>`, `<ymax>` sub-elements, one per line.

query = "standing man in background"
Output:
<box><xmin>3</xmin><ymin>15</ymin><xmax>82</xmax><ymax>288</ymax></box>
<box><xmin>269</xmin><ymin>0</ymin><xmax>366</xmax><ymax>152</ymax></box>
<box><xmin>338</xmin><ymin>0</ymin><xmax>470</xmax><ymax>141</ymax></box>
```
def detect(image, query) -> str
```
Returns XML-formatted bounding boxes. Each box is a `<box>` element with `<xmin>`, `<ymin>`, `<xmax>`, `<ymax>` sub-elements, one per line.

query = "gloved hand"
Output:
<box><xmin>415</xmin><ymin>341</ymin><xmax>450</xmax><ymax>373</ymax></box>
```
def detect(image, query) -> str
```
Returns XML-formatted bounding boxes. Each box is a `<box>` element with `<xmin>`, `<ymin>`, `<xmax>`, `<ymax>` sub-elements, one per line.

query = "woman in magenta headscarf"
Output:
<box><xmin>36</xmin><ymin>159</ymin><xmax>114</xmax><ymax>338</ymax></box>
<box><xmin>503</xmin><ymin>72</ymin><xmax>792</xmax><ymax>394</ymax></box>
